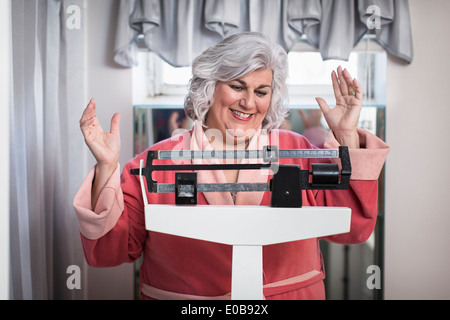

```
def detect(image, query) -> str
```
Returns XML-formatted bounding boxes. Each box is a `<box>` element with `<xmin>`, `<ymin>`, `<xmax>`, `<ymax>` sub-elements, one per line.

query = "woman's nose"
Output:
<box><xmin>239</xmin><ymin>92</ymin><xmax>256</xmax><ymax>109</ymax></box>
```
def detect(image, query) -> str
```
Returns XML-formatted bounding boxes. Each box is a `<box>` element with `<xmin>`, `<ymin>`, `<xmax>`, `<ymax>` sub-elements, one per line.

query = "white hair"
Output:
<box><xmin>184</xmin><ymin>32</ymin><xmax>289</xmax><ymax>131</ymax></box>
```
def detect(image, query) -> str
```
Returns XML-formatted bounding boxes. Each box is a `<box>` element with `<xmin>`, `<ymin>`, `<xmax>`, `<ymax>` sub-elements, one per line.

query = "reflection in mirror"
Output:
<box><xmin>134</xmin><ymin>107</ymin><xmax>192</xmax><ymax>155</ymax></box>
<box><xmin>132</xmin><ymin>49</ymin><xmax>387</xmax><ymax>300</ymax></box>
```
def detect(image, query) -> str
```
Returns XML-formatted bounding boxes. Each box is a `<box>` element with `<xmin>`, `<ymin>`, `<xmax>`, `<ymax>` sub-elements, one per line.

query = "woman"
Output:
<box><xmin>74</xmin><ymin>32</ymin><xmax>389</xmax><ymax>299</ymax></box>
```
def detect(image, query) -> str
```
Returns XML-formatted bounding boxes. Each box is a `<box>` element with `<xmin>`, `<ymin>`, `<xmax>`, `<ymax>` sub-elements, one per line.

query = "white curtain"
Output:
<box><xmin>114</xmin><ymin>0</ymin><xmax>413</xmax><ymax>68</ymax></box>
<box><xmin>10</xmin><ymin>0</ymin><xmax>87</xmax><ymax>299</ymax></box>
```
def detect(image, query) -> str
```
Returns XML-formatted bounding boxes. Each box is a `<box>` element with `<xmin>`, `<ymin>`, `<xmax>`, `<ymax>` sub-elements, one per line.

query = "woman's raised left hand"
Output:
<box><xmin>315</xmin><ymin>66</ymin><xmax>362</xmax><ymax>148</ymax></box>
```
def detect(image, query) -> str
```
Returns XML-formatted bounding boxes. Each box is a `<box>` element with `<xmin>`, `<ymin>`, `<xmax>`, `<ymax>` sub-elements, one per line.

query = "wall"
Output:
<box><xmin>84</xmin><ymin>0</ymin><xmax>134</xmax><ymax>299</ymax></box>
<box><xmin>384</xmin><ymin>0</ymin><xmax>450</xmax><ymax>299</ymax></box>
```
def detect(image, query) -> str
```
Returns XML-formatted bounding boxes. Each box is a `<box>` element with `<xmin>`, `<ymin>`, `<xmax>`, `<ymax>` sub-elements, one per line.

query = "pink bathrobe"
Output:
<box><xmin>73</xmin><ymin>122</ymin><xmax>389</xmax><ymax>300</ymax></box>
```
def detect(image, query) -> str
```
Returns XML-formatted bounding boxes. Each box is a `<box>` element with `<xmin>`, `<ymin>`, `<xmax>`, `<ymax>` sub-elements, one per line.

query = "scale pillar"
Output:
<box><xmin>231</xmin><ymin>245</ymin><xmax>263</xmax><ymax>300</ymax></box>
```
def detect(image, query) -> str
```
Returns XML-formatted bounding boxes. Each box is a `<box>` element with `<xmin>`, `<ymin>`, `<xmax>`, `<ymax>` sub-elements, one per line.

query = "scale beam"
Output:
<box><xmin>154</xmin><ymin>147</ymin><xmax>339</xmax><ymax>161</ymax></box>
<box><xmin>130</xmin><ymin>145</ymin><xmax>351</xmax><ymax>208</ymax></box>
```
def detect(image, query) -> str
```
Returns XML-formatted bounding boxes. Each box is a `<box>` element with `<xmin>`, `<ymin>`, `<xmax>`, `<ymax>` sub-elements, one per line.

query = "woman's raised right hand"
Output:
<box><xmin>80</xmin><ymin>99</ymin><xmax>121</xmax><ymax>209</ymax></box>
<box><xmin>80</xmin><ymin>98</ymin><xmax>121</xmax><ymax>169</ymax></box>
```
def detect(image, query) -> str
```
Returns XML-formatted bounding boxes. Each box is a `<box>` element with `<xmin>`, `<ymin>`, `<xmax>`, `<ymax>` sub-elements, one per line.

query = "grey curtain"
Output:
<box><xmin>114</xmin><ymin>0</ymin><xmax>413</xmax><ymax>68</ymax></box>
<box><xmin>10</xmin><ymin>0</ymin><xmax>87</xmax><ymax>299</ymax></box>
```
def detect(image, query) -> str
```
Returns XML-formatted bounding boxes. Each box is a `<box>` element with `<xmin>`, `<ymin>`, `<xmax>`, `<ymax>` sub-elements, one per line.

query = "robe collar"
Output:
<box><xmin>189</xmin><ymin>121</ymin><xmax>272</xmax><ymax>205</ymax></box>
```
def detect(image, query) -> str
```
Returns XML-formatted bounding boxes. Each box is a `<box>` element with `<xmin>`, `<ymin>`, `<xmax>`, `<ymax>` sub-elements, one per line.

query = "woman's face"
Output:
<box><xmin>205</xmin><ymin>68</ymin><xmax>273</xmax><ymax>145</ymax></box>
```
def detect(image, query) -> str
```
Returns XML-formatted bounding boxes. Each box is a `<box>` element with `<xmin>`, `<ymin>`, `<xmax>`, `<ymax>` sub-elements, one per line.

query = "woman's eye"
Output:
<box><xmin>230</xmin><ymin>85</ymin><xmax>244</xmax><ymax>91</ymax></box>
<box><xmin>256</xmin><ymin>90</ymin><xmax>268</xmax><ymax>97</ymax></box>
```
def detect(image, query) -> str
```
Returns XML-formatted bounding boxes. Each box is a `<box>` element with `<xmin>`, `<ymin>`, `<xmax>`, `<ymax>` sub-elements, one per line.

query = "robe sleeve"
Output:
<box><xmin>72</xmin><ymin>160</ymin><xmax>146</xmax><ymax>267</ymax></box>
<box><xmin>316</xmin><ymin>128</ymin><xmax>390</xmax><ymax>244</ymax></box>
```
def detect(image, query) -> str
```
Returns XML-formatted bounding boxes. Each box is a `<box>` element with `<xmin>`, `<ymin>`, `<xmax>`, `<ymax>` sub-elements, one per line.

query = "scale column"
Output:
<box><xmin>231</xmin><ymin>245</ymin><xmax>263</xmax><ymax>300</ymax></box>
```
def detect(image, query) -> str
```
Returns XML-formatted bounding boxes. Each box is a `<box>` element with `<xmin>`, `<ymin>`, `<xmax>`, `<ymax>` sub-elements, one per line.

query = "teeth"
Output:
<box><xmin>231</xmin><ymin>109</ymin><xmax>252</xmax><ymax>118</ymax></box>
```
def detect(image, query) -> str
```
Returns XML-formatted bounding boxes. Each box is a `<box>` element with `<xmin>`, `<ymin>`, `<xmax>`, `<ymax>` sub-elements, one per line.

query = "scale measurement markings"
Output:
<box><xmin>159</xmin><ymin>183</ymin><xmax>271</xmax><ymax>193</ymax></box>
<box><xmin>157</xmin><ymin>148</ymin><xmax>339</xmax><ymax>160</ymax></box>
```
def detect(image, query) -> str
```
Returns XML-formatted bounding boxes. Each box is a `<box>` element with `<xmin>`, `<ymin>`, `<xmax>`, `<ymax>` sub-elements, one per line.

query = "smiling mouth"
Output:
<box><xmin>230</xmin><ymin>109</ymin><xmax>253</xmax><ymax>119</ymax></box>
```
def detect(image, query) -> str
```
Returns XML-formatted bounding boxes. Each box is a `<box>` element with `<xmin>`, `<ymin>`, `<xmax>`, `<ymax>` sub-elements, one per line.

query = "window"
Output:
<box><xmin>287</xmin><ymin>52</ymin><xmax>358</xmax><ymax>85</ymax></box>
<box><xmin>162</xmin><ymin>63</ymin><xmax>191</xmax><ymax>86</ymax></box>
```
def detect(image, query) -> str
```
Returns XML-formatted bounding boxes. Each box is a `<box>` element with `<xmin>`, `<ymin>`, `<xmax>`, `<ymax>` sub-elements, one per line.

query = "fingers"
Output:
<box><xmin>297</xmin><ymin>109</ymin><xmax>308</xmax><ymax>127</ymax></box>
<box><xmin>80</xmin><ymin>99</ymin><xmax>98</xmax><ymax>135</ymax></box>
<box><xmin>332</xmin><ymin>66</ymin><xmax>363</xmax><ymax>102</ymax></box>
<box><xmin>80</xmin><ymin>99</ymin><xmax>97</xmax><ymax>130</ymax></box>
<box><xmin>298</xmin><ymin>109</ymin><xmax>306</xmax><ymax>118</ymax></box>
<box><xmin>169</xmin><ymin>111</ymin><xmax>179</xmax><ymax>122</ymax></box>
<box><xmin>80</xmin><ymin>98</ymin><xmax>96</xmax><ymax>122</ymax></box>
<box><xmin>340</xmin><ymin>67</ymin><xmax>359</xmax><ymax>97</ymax></box>
<box><xmin>352</xmin><ymin>78</ymin><xmax>363</xmax><ymax>100</ymax></box>
<box><xmin>337</xmin><ymin>66</ymin><xmax>350</xmax><ymax>96</ymax></box>
<box><xmin>315</xmin><ymin>97</ymin><xmax>330</xmax><ymax>114</ymax></box>
<box><xmin>110</xmin><ymin>113</ymin><xmax>121</xmax><ymax>135</ymax></box>
<box><xmin>331</xmin><ymin>70</ymin><xmax>342</xmax><ymax>100</ymax></box>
